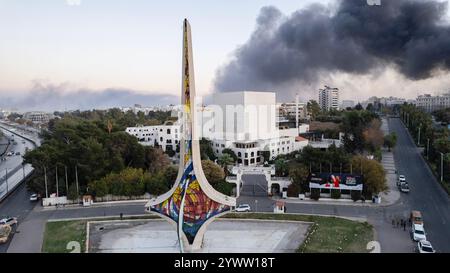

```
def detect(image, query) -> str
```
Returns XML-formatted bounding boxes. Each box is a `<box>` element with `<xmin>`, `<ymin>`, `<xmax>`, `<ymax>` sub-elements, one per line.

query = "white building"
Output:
<box><xmin>319</xmin><ymin>86</ymin><xmax>339</xmax><ymax>111</ymax></box>
<box><xmin>205</xmin><ymin>91</ymin><xmax>308</xmax><ymax>165</ymax></box>
<box><xmin>125</xmin><ymin>121</ymin><xmax>180</xmax><ymax>152</ymax></box>
<box><xmin>415</xmin><ymin>93</ymin><xmax>450</xmax><ymax>112</ymax></box>
<box><xmin>277</xmin><ymin>101</ymin><xmax>308</xmax><ymax>121</ymax></box>
<box><xmin>127</xmin><ymin>91</ymin><xmax>343</xmax><ymax>166</ymax></box>
<box><xmin>23</xmin><ymin>111</ymin><xmax>54</xmax><ymax>124</ymax></box>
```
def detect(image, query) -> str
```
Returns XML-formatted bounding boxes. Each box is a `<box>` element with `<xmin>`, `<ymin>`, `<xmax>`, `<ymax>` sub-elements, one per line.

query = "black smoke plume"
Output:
<box><xmin>214</xmin><ymin>0</ymin><xmax>450</xmax><ymax>92</ymax></box>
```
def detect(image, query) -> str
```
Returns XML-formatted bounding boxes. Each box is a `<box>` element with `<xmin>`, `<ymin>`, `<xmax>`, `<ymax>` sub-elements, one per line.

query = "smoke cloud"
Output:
<box><xmin>0</xmin><ymin>81</ymin><xmax>178</xmax><ymax>112</ymax></box>
<box><xmin>214</xmin><ymin>0</ymin><xmax>450</xmax><ymax>95</ymax></box>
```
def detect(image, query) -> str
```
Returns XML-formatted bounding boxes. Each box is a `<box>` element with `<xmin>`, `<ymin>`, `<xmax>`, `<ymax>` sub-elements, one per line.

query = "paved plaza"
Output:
<box><xmin>88</xmin><ymin>219</ymin><xmax>311</xmax><ymax>253</ymax></box>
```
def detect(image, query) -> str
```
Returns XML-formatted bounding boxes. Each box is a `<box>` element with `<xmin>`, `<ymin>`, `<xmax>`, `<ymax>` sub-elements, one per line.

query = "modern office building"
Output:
<box><xmin>319</xmin><ymin>86</ymin><xmax>339</xmax><ymax>111</ymax></box>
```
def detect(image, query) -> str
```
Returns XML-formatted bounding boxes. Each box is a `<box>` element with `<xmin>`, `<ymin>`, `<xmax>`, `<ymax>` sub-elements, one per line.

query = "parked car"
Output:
<box><xmin>30</xmin><ymin>194</ymin><xmax>38</xmax><ymax>201</ymax></box>
<box><xmin>235</xmin><ymin>204</ymin><xmax>251</xmax><ymax>212</ymax></box>
<box><xmin>15</xmin><ymin>152</ymin><xmax>20</xmax><ymax>156</ymax></box>
<box><xmin>398</xmin><ymin>175</ymin><xmax>406</xmax><ymax>183</ymax></box>
<box><xmin>417</xmin><ymin>240</ymin><xmax>435</xmax><ymax>253</ymax></box>
<box><xmin>0</xmin><ymin>217</ymin><xmax>18</xmax><ymax>227</ymax></box>
<box><xmin>400</xmin><ymin>182</ymin><xmax>410</xmax><ymax>193</ymax></box>
<box><xmin>412</xmin><ymin>224</ymin><xmax>427</xmax><ymax>241</ymax></box>
<box><xmin>410</xmin><ymin>210</ymin><xmax>423</xmax><ymax>225</ymax></box>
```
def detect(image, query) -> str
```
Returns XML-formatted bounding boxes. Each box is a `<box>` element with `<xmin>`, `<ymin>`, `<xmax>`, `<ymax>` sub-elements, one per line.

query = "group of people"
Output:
<box><xmin>392</xmin><ymin>217</ymin><xmax>409</xmax><ymax>231</ymax></box>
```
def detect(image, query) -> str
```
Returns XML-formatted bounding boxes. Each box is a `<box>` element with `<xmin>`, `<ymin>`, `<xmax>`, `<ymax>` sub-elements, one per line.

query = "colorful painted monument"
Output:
<box><xmin>145</xmin><ymin>19</ymin><xmax>236</xmax><ymax>251</ymax></box>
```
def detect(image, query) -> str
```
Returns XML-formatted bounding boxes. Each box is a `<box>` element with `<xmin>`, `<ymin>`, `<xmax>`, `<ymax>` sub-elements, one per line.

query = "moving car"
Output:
<box><xmin>0</xmin><ymin>217</ymin><xmax>18</xmax><ymax>227</ymax></box>
<box><xmin>410</xmin><ymin>210</ymin><xmax>423</xmax><ymax>225</ymax></box>
<box><xmin>417</xmin><ymin>240</ymin><xmax>435</xmax><ymax>253</ymax></box>
<box><xmin>412</xmin><ymin>224</ymin><xmax>427</xmax><ymax>241</ymax></box>
<box><xmin>400</xmin><ymin>182</ymin><xmax>410</xmax><ymax>193</ymax></box>
<box><xmin>30</xmin><ymin>193</ymin><xmax>38</xmax><ymax>201</ymax></box>
<box><xmin>235</xmin><ymin>204</ymin><xmax>251</xmax><ymax>212</ymax></box>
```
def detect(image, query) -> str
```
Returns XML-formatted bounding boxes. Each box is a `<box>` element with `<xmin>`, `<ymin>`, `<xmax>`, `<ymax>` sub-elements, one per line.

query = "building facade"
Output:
<box><xmin>415</xmin><ymin>93</ymin><xmax>450</xmax><ymax>112</ymax></box>
<box><xmin>319</xmin><ymin>86</ymin><xmax>339</xmax><ymax>111</ymax></box>
<box><xmin>23</xmin><ymin>111</ymin><xmax>53</xmax><ymax>124</ymax></box>
<box><xmin>125</xmin><ymin>121</ymin><xmax>180</xmax><ymax>152</ymax></box>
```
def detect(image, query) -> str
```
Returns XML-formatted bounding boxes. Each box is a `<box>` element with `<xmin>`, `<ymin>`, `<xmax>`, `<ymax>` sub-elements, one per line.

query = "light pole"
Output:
<box><xmin>22</xmin><ymin>163</ymin><xmax>25</xmax><ymax>179</ymax></box>
<box><xmin>65</xmin><ymin>165</ymin><xmax>68</xmax><ymax>196</ymax></box>
<box><xmin>417</xmin><ymin>124</ymin><xmax>421</xmax><ymax>146</ymax></box>
<box><xmin>5</xmin><ymin>168</ymin><xmax>8</xmax><ymax>193</ymax></box>
<box><xmin>75</xmin><ymin>164</ymin><xmax>79</xmax><ymax>201</ymax></box>
<box><xmin>55</xmin><ymin>165</ymin><xmax>59</xmax><ymax>197</ymax></box>
<box><xmin>255</xmin><ymin>199</ymin><xmax>258</xmax><ymax>212</ymax></box>
<box><xmin>440</xmin><ymin>152</ymin><xmax>444</xmax><ymax>183</ymax></box>
<box><xmin>44</xmin><ymin>166</ymin><xmax>48</xmax><ymax>198</ymax></box>
<box><xmin>427</xmin><ymin>139</ymin><xmax>430</xmax><ymax>160</ymax></box>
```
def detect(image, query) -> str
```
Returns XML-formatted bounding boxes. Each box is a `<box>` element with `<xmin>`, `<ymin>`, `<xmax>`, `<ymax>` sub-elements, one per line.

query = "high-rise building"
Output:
<box><xmin>318</xmin><ymin>85</ymin><xmax>339</xmax><ymax>111</ymax></box>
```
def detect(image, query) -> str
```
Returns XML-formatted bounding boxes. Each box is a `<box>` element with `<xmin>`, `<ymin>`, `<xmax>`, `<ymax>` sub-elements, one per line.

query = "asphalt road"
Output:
<box><xmin>388</xmin><ymin>117</ymin><xmax>450</xmax><ymax>252</ymax></box>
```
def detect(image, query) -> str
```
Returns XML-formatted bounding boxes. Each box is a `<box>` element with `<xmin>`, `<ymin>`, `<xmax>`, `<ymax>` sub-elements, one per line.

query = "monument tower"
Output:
<box><xmin>145</xmin><ymin>19</ymin><xmax>236</xmax><ymax>252</ymax></box>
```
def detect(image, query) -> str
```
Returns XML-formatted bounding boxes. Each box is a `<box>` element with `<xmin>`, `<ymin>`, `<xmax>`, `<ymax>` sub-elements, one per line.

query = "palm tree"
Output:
<box><xmin>217</xmin><ymin>154</ymin><xmax>234</xmax><ymax>175</ymax></box>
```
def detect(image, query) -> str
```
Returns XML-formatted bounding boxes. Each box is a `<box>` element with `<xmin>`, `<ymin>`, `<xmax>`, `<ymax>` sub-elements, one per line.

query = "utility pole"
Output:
<box><xmin>65</xmin><ymin>165</ymin><xmax>68</xmax><ymax>196</ymax></box>
<box><xmin>5</xmin><ymin>169</ymin><xmax>8</xmax><ymax>193</ymax></box>
<box><xmin>75</xmin><ymin>164</ymin><xmax>79</xmax><ymax>199</ymax></box>
<box><xmin>295</xmin><ymin>93</ymin><xmax>299</xmax><ymax>133</ymax></box>
<box><xmin>55</xmin><ymin>165</ymin><xmax>59</xmax><ymax>197</ymax></box>
<box><xmin>44</xmin><ymin>166</ymin><xmax>48</xmax><ymax>198</ymax></box>
<box><xmin>417</xmin><ymin>124</ymin><xmax>421</xmax><ymax>146</ymax></box>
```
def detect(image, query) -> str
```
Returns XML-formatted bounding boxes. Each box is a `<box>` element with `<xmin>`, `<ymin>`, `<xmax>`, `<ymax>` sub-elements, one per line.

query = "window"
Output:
<box><xmin>251</xmin><ymin>152</ymin><xmax>254</xmax><ymax>157</ymax></box>
<box><xmin>221</xmin><ymin>144</ymin><xmax>225</xmax><ymax>148</ymax></box>
<box><xmin>238</xmin><ymin>152</ymin><xmax>242</xmax><ymax>157</ymax></box>
<box><xmin>245</xmin><ymin>153</ymin><xmax>248</xmax><ymax>158</ymax></box>
<box><xmin>167</xmin><ymin>129</ymin><xmax>171</xmax><ymax>134</ymax></box>
<box><xmin>167</xmin><ymin>139</ymin><xmax>172</xmax><ymax>144</ymax></box>
<box><xmin>160</xmin><ymin>137</ymin><xmax>163</xmax><ymax>142</ymax></box>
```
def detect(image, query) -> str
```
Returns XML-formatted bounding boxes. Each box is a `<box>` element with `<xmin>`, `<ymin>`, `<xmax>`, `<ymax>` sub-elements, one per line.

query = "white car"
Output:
<box><xmin>398</xmin><ymin>175</ymin><xmax>406</xmax><ymax>183</ymax></box>
<box><xmin>417</xmin><ymin>240</ymin><xmax>435</xmax><ymax>253</ymax></box>
<box><xmin>235</xmin><ymin>204</ymin><xmax>251</xmax><ymax>212</ymax></box>
<box><xmin>412</xmin><ymin>224</ymin><xmax>427</xmax><ymax>241</ymax></box>
<box><xmin>30</xmin><ymin>194</ymin><xmax>38</xmax><ymax>201</ymax></box>
<box><xmin>0</xmin><ymin>217</ymin><xmax>17</xmax><ymax>227</ymax></box>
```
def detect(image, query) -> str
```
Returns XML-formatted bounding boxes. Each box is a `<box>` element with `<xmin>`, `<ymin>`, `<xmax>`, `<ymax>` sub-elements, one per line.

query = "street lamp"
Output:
<box><xmin>440</xmin><ymin>152</ymin><xmax>445</xmax><ymax>183</ymax></box>
<box><xmin>427</xmin><ymin>138</ymin><xmax>430</xmax><ymax>160</ymax></box>
<box><xmin>255</xmin><ymin>199</ymin><xmax>258</xmax><ymax>212</ymax></box>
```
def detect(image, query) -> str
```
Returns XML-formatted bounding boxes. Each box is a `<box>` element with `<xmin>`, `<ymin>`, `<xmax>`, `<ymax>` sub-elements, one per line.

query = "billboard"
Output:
<box><xmin>309</xmin><ymin>173</ymin><xmax>363</xmax><ymax>191</ymax></box>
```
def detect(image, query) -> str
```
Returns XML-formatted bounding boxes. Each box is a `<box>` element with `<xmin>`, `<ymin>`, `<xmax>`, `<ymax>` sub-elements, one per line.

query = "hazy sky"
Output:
<box><xmin>1</xmin><ymin>0</ymin><xmax>450</xmax><ymax>111</ymax></box>
<box><xmin>0</xmin><ymin>0</ymin><xmax>329</xmax><ymax>97</ymax></box>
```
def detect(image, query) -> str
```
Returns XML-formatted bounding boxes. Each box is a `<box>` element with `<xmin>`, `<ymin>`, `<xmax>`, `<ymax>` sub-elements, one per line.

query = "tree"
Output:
<box><xmin>274</xmin><ymin>158</ymin><xmax>288</xmax><ymax>176</ymax></box>
<box><xmin>217</xmin><ymin>154</ymin><xmax>234</xmax><ymax>175</ymax></box>
<box><xmin>288</xmin><ymin>163</ymin><xmax>310</xmax><ymax>194</ymax></box>
<box><xmin>201</xmin><ymin>160</ymin><xmax>225</xmax><ymax>186</ymax></box>
<box><xmin>200</xmin><ymin>138</ymin><xmax>216</xmax><ymax>160</ymax></box>
<box><xmin>144</xmin><ymin>147</ymin><xmax>170</xmax><ymax>174</ymax></box>
<box><xmin>307</xmin><ymin>100</ymin><xmax>321</xmax><ymax>120</ymax></box>
<box><xmin>384</xmin><ymin>133</ymin><xmax>397</xmax><ymax>152</ymax></box>
<box><xmin>363</xmin><ymin>119</ymin><xmax>384</xmax><ymax>152</ymax></box>
<box><xmin>351</xmin><ymin>155</ymin><xmax>387</xmax><ymax>196</ymax></box>
<box><xmin>222</xmin><ymin>148</ymin><xmax>238</xmax><ymax>162</ymax></box>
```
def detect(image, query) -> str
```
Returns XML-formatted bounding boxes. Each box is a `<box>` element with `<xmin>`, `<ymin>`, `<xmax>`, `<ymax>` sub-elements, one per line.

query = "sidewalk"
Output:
<box><xmin>37</xmin><ymin>199</ymin><xmax>148</xmax><ymax>211</ymax></box>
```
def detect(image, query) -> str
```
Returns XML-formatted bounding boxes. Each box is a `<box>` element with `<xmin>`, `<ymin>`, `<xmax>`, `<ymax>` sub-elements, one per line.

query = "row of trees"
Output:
<box><xmin>401</xmin><ymin>104</ymin><xmax>450</xmax><ymax>191</ymax></box>
<box><xmin>24</xmin><ymin>112</ymin><xmax>175</xmax><ymax>198</ymax></box>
